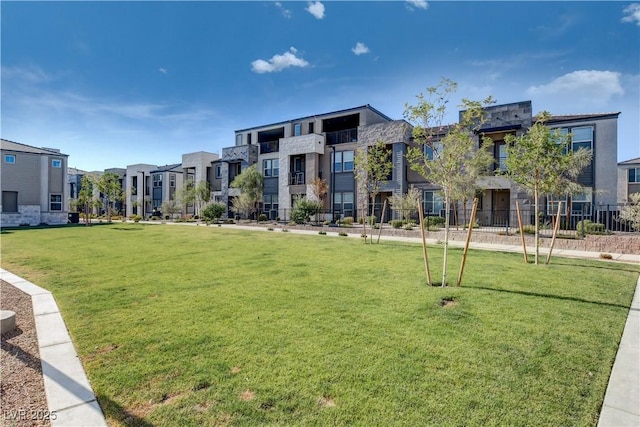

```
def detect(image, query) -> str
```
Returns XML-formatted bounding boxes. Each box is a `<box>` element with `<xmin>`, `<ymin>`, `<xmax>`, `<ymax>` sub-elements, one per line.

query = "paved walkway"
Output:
<box><xmin>1</xmin><ymin>224</ymin><xmax>638</xmax><ymax>425</ymax></box>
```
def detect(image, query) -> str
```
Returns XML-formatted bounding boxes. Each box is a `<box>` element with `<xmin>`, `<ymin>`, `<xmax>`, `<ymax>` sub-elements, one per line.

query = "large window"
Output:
<box><xmin>332</xmin><ymin>150</ymin><xmax>354</xmax><ymax>173</ymax></box>
<box><xmin>169</xmin><ymin>174</ymin><xmax>176</xmax><ymax>187</ymax></box>
<box><xmin>50</xmin><ymin>194</ymin><xmax>62</xmax><ymax>211</ymax></box>
<box><xmin>293</xmin><ymin>123</ymin><xmax>302</xmax><ymax>136</ymax></box>
<box><xmin>2</xmin><ymin>191</ymin><xmax>18</xmax><ymax>212</ymax></box>
<box><xmin>4</xmin><ymin>154</ymin><xmax>15</xmax><ymax>164</ymax></box>
<box><xmin>423</xmin><ymin>191</ymin><xmax>444</xmax><ymax>215</ymax></box>
<box><xmin>571</xmin><ymin>126</ymin><xmax>593</xmax><ymax>152</ymax></box>
<box><xmin>571</xmin><ymin>191</ymin><xmax>592</xmax><ymax>216</ymax></box>
<box><xmin>263</xmin><ymin>194</ymin><xmax>279</xmax><ymax>213</ymax></box>
<box><xmin>263</xmin><ymin>159</ymin><xmax>279</xmax><ymax>177</ymax></box>
<box><xmin>333</xmin><ymin>192</ymin><xmax>354</xmax><ymax>215</ymax></box>
<box><xmin>153</xmin><ymin>174</ymin><xmax>163</xmax><ymax>187</ymax></box>
<box><xmin>235</xmin><ymin>134</ymin><xmax>243</xmax><ymax>146</ymax></box>
<box><xmin>628</xmin><ymin>168</ymin><xmax>640</xmax><ymax>183</ymax></box>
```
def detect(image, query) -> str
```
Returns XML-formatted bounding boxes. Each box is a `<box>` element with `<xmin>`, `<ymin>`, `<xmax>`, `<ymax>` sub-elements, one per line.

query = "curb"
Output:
<box><xmin>0</xmin><ymin>269</ymin><xmax>107</xmax><ymax>427</ymax></box>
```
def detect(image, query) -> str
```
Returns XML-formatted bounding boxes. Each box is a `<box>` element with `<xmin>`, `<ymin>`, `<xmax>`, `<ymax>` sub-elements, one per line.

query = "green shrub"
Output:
<box><xmin>576</xmin><ymin>220</ymin><xmax>606</xmax><ymax>235</ymax></box>
<box><xmin>423</xmin><ymin>216</ymin><xmax>445</xmax><ymax>228</ymax></box>
<box><xmin>522</xmin><ymin>225</ymin><xmax>536</xmax><ymax>234</ymax></box>
<box><xmin>338</xmin><ymin>231</ymin><xmax>348</xmax><ymax>237</ymax></box>
<box><xmin>391</xmin><ymin>220</ymin><xmax>404</xmax><ymax>229</ymax></box>
<box><xmin>202</xmin><ymin>203</ymin><xmax>226</xmax><ymax>222</ymax></box>
<box><xmin>131</xmin><ymin>215</ymin><xmax>142</xmax><ymax>223</ymax></box>
<box><xmin>340</xmin><ymin>216</ymin><xmax>354</xmax><ymax>226</ymax></box>
<box><xmin>318</xmin><ymin>230</ymin><xmax>326</xmax><ymax>235</ymax></box>
<box><xmin>258</xmin><ymin>214</ymin><xmax>268</xmax><ymax>222</ymax></box>
<box><xmin>291</xmin><ymin>199</ymin><xmax>322</xmax><ymax>224</ymax></box>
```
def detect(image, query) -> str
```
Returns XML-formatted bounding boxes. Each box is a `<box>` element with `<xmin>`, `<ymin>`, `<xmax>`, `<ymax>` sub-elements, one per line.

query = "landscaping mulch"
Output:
<box><xmin>1</xmin><ymin>280</ymin><xmax>51</xmax><ymax>427</ymax></box>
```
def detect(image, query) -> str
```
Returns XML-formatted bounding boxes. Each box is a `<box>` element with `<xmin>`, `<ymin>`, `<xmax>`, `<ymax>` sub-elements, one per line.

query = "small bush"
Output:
<box><xmin>391</xmin><ymin>220</ymin><xmax>404</xmax><ymax>229</ymax></box>
<box><xmin>576</xmin><ymin>220</ymin><xmax>606</xmax><ymax>235</ymax></box>
<box><xmin>258</xmin><ymin>214</ymin><xmax>268</xmax><ymax>222</ymax></box>
<box><xmin>318</xmin><ymin>230</ymin><xmax>326</xmax><ymax>235</ymax></box>
<box><xmin>522</xmin><ymin>225</ymin><xmax>537</xmax><ymax>234</ymax></box>
<box><xmin>202</xmin><ymin>203</ymin><xmax>226</xmax><ymax>222</ymax></box>
<box><xmin>338</xmin><ymin>231</ymin><xmax>348</xmax><ymax>237</ymax></box>
<box><xmin>281</xmin><ymin>229</ymin><xmax>289</xmax><ymax>232</ymax></box>
<box><xmin>131</xmin><ymin>215</ymin><xmax>142</xmax><ymax>223</ymax></box>
<box><xmin>340</xmin><ymin>217</ymin><xmax>354</xmax><ymax>226</ymax></box>
<box><xmin>599</xmin><ymin>253</ymin><xmax>613</xmax><ymax>260</ymax></box>
<box><xmin>267</xmin><ymin>227</ymin><xmax>274</xmax><ymax>231</ymax></box>
<box><xmin>423</xmin><ymin>216</ymin><xmax>445</xmax><ymax>228</ymax></box>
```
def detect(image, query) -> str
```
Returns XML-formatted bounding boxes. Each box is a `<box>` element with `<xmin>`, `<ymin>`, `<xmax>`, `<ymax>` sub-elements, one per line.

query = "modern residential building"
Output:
<box><xmin>125</xmin><ymin>164</ymin><xmax>157</xmax><ymax>218</ymax></box>
<box><xmin>182</xmin><ymin>151</ymin><xmax>219</xmax><ymax>216</ymax></box>
<box><xmin>215</xmin><ymin>102</ymin><xmax>620</xmax><ymax>226</ymax></box>
<box><xmin>149</xmin><ymin>164</ymin><xmax>183</xmax><ymax>214</ymax></box>
<box><xmin>618</xmin><ymin>157</ymin><xmax>640</xmax><ymax>203</ymax></box>
<box><xmin>1</xmin><ymin>139</ymin><xmax>69</xmax><ymax>226</ymax></box>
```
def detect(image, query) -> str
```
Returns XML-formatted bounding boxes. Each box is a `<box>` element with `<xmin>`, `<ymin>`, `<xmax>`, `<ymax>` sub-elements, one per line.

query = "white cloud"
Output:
<box><xmin>352</xmin><ymin>42</ymin><xmax>370</xmax><ymax>56</ymax></box>
<box><xmin>275</xmin><ymin>2</ymin><xmax>292</xmax><ymax>19</ymax></box>
<box><xmin>527</xmin><ymin>70</ymin><xmax>624</xmax><ymax>106</ymax></box>
<box><xmin>622</xmin><ymin>3</ymin><xmax>640</xmax><ymax>26</ymax></box>
<box><xmin>251</xmin><ymin>47</ymin><xmax>309</xmax><ymax>74</ymax></box>
<box><xmin>406</xmin><ymin>0</ymin><xmax>428</xmax><ymax>11</ymax></box>
<box><xmin>306</xmin><ymin>1</ymin><xmax>325</xmax><ymax>19</ymax></box>
<box><xmin>159</xmin><ymin>68</ymin><xmax>168</xmax><ymax>75</ymax></box>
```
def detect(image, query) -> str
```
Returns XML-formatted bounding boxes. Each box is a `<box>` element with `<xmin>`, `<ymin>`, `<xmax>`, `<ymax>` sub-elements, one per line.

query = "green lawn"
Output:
<box><xmin>1</xmin><ymin>223</ymin><xmax>638</xmax><ymax>426</ymax></box>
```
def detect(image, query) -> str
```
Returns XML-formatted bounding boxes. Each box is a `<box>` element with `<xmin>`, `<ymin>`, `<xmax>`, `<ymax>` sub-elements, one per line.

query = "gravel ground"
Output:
<box><xmin>1</xmin><ymin>280</ymin><xmax>51</xmax><ymax>427</ymax></box>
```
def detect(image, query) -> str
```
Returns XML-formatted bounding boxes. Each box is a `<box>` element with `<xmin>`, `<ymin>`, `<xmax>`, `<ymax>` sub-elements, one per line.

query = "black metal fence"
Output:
<box><xmin>249</xmin><ymin>203</ymin><xmax>636</xmax><ymax>234</ymax></box>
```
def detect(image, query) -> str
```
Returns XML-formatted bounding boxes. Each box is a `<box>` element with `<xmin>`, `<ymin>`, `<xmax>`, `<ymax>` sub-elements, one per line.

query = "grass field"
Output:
<box><xmin>1</xmin><ymin>223</ymin><xmax>638</xmax><ymax>426</ymax></box>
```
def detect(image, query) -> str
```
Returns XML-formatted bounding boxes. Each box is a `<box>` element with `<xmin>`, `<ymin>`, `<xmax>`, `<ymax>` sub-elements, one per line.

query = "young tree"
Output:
<box><xmin>389</xmin><ymin>187</ymin><xmax>421</xmax><ymax>225</ymax></box>
<box><xmin>96</xmin><ymin>172</ymin><xmax>123</xmax><ymax>223</ymax></box>
<box><xmin>230</xmin><ymin>193</ymin><xmax>253</xmax><ymax>219</ymax></box>
<box><xmin>193</xmin><ymin>181</ymin><xmax>211</xmax><ymax>217</ymax></box>
<box><xmin>354</xmin><ymin>139</ymin><xmax>393</xmax><ymax>227</ymax></box>
<box><xmin>230</xmin><ymin>164</ymin><xmax>264</xmax><ymax>220</ymax></box>
<box><xmin>504</xmin><ymin>111</ymin><xmax>592</xmax><ymax>264</ymax></box>
<box><xmin>405</xmin><ymin>78</ymin><xmax>495</xmax><ymax>286</ymax></box>
<box><xmin>619</xmin><ymin>193</ymin><xmax>640</xmax><ymax>231</ymax></box>
<box><xmin>77</xmin><ymin>174</ymin><xmax>100</xmax><ymax>226</ymax></box>
<box><xmin>160</xmin><ymin>199</ymin><xmax>181</xmax><ymax>220</ymax></box>
<box><xmin>310</xmin><ymin>177</ymin><xmax>328</xmax><ymax>203</ymax></box>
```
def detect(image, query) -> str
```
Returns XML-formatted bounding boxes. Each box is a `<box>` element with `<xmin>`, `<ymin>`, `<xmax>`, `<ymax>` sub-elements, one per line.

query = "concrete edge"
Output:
<box><xmin>597</xmin><ymin>274</ymin><xmax>640</xmax><ymax>427</ymax></box>
<box><xmin>0</xmin><ymin>268</ymin><xmax>108</xmax><ymax>427</ymax></box>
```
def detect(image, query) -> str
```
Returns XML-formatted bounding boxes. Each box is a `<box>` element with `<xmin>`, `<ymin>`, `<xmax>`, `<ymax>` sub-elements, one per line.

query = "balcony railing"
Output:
<box><xmin>326</xmin><ymin>128</ymin><xmax>357</xmax><ymax>145</ymax></box>
<box><xmin>289</xmin><ymin>172</ymin><xmax>305</xmax><ymax>185</ymax></box>
<box><xmin>260</xmin><ymin>140</ymin><xmax>279</xmax><ymax>154</ymax></box>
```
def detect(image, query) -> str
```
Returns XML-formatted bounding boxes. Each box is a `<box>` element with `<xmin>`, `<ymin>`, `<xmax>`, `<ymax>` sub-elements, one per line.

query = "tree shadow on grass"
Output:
<box><xmin>467</xmin><ymin>284</ymin><xmax>631</xmax><ymax>310</ymax></box>
<box><xmin>96</xmin><ymin>394</ymin><xmax>155</xmax><ymax>427</ymax></box>
<box><xmin>549</xmin><ymin>258</ymin><xmax>640</xmax><ymax>274</ymax></box>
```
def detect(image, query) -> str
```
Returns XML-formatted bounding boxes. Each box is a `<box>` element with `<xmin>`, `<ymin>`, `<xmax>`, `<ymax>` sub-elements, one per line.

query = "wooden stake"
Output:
<box><xmin>418</xmin><ymin>202</ymin><xmax>432</xmax><ymax>286</ymax></box>
<box><xmin>377</xmin><ymin>199</ymin><xmax>387</xmax><ymax>244</ymax></box>
<box><xmin>546</xmin><ymin>200</ymin><xmax>563</xmax><ymax>264</ymax></box>
<box><xmin>457</xmin><ymin>198</ymin><xmax>478</xmax><ymax>286</ymax></box>
<box><xmin>516</xmin><ymin>201</ymin><xmax>528</xmax><ymax>263</ymax></box>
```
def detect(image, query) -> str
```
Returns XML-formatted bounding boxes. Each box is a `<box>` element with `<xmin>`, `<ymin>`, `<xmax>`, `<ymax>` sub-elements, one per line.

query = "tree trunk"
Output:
<box><xmin>442</xmin><ymin>189</ymin><xmax>450</xmax><ymax>286</ymax></box>
<box><xmin>534</xmin><ymin>183</ymin><xmax>540</xmax><ymax>265</ymax></box>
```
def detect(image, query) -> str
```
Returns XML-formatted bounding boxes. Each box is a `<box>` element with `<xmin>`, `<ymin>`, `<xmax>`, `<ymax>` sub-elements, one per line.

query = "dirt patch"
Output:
<box><xmin>440</xmin><ymin>297</ymin><xmax>458</xmax><ymax>308</ymax></box>
<box><xmin>240</xmin><ymin>390</ymin><xmax>255</xmax><ymax>401</ymax></box>
<box><xmin>1</xmin><ymin>280</ymin><xmax>51</xmax><ymax>427</ymax></box>
<box><xmin>317</xmin><ymin>396</ymin><xmax>336</xmax><ymax>408</ymax></box>
<box><xmin>230</xmin><ymin>366</ymin><xmax>241</xmax><ymax>374</ymax></box>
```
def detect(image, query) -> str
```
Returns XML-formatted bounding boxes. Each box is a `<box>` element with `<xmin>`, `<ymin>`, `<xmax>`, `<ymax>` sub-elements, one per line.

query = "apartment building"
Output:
<box><xmin>216</xmin><ymin>102</ymin><xmax>619</xmax><ymax>225</ymax></box>
<box><xmin>1</xmin><ymin>139</ymin><xmax>69</xmax><ymax>226</ymax></box>
<box><xmin>618</xmin><ymin>157</ymin><xmax>640</xmax><ymax>203</ymax></box>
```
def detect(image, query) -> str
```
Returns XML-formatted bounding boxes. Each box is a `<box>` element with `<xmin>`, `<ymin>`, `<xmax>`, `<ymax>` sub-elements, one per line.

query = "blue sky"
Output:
<box><xmin>2</xmin><ymin>1</ymin><xmax>639</xmax><ymax>171</ymax></box>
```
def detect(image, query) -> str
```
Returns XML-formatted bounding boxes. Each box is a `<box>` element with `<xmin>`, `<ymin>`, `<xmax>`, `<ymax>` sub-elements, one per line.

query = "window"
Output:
<box><xmin>2</xmin><ymin>191</ymin><xmax>18</xmax><ymax>212</ymax></box>
<box><xmin>215</xmin><ymin>165</ymin><xmax>222</xmax><ymax>179</ymax></box>
<box><xmin>424</xmin><ymin>141</ymin><xmax>443</xmax><ymax>160</ymax></box>
<box><xmin>293</xmin><ymin>123</ymin><xmax>302</xmax><ymax>136</ymax></box>
<box><xmin>50</xmin><ymin>194</ymin><xmax>62</xmax><ymax>211</ymax></box>
<box><xmin>423</xmin><ymin>191</ymin><xmax>444</xmax><ymax>215</ymax></box>
<box><xmin>263</xmin><ymin>159</ymin><xmax>279</xmax><ymax>177</ymax></box>
<box><xmin>546</xmin><ymin>197</ymin><xmax>567</xmax><ymax>216</ymax></box>
<box><xmin>628</xmin><ymin>168</ymin><xmax>640</xmax><ymax>183</ymax></box>
<box><xmin>333</xmin><ymin>192</ymin><xmax>354</xmax><ymax>215</ymax></box>
<box><xmin>497</xmin><ymin>144</ymin><xmax>507</xmax><ymax>171</ymax></box>
<box><xmin>263</xmin><ymin>194</ymin><xmax>279</xmax><ymax>213</ymax></box>
<box><xmin>153</xmin><ymin>174</ymin><xmax>163</xmax><ymax>187</ymax></box>
<box><xmin>571</xmin><ymin>191</ymin><xmax>592</xmax><ymax>216</ymax></box>
<box><xmin>571</xmin><ymin>126</ymin><xmax>593</xmax><ymax>152</ymax></box>
<box><xmin>308</xmin><ymin>122</ymin><xmax>314</xmax><ymax>134</ymax></box>
<box><xmin>332</xmin><ymin>150</ymin><xmax>354</xmax><ymax>173</ymax></box>
<box><xmin>52</xmin><ymin>159</ymin><xmax>62</xmax><ymax>168</ymax></box>
<box><xmin>4</xmin><ymin>154</ymin><xmax>15</xmax><ymax>164</ymax></box>
<box><xmin>236</xmin><ymin>134</ymin><xmax>243</xmax><ymax>146</ymax></box>
<box><xmin>169</xmin><ymin>174</ymin><xmax>176</xmax><ymax>187</ymax></box>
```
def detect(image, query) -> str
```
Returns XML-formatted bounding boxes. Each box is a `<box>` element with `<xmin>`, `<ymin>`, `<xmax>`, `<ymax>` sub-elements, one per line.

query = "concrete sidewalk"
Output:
<box><xmin>598</xmin><ymin>275</ymin><xmax>640</xmax><ymax>426</ymax></box>
<box><xmin>0</xmin><ymin>269</ymin><xmax>107</xmax><ymax>427</ymax></box>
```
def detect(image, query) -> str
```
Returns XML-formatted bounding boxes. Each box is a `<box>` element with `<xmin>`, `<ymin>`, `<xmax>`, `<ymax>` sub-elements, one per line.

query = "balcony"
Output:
<box><xmin>326</xmin><ymin>128</ymin><xmax>357</xmax><ymax>145</ymax></box>
<box><xmin>289</xmin><ymin>172</ymin><xmax>305</xmax><ymax>185</ymax></box>
<box><xmin>260</xmin><ymin>140</ymin><xmax>279</xmax><ymax>154</ymax></box>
